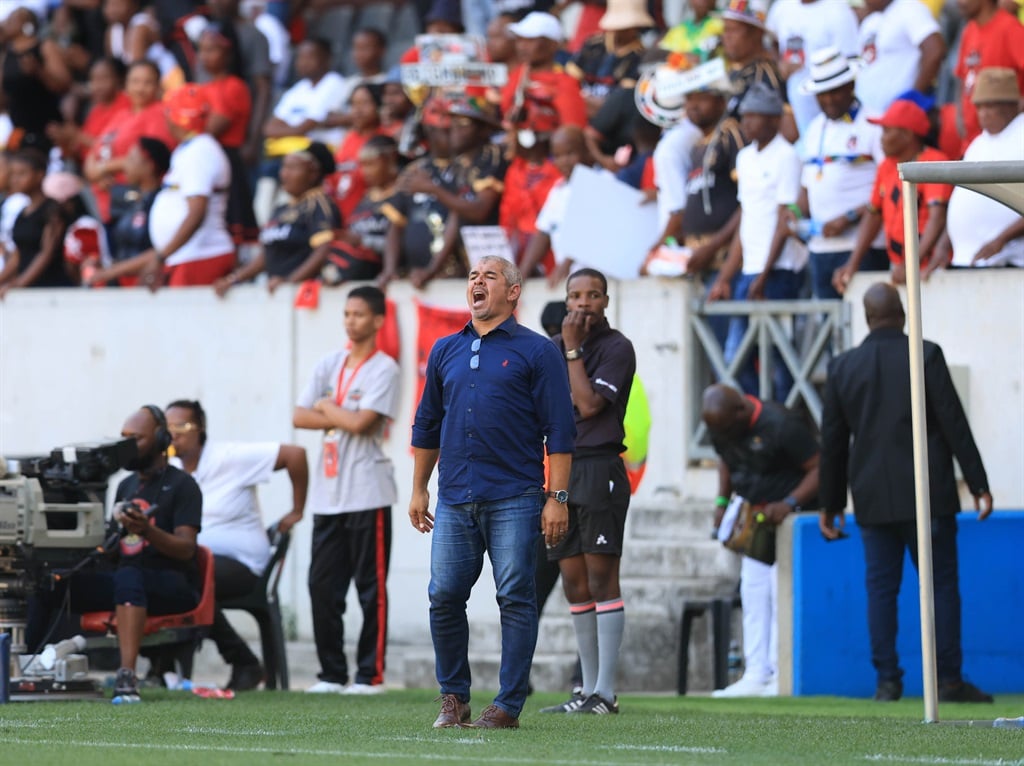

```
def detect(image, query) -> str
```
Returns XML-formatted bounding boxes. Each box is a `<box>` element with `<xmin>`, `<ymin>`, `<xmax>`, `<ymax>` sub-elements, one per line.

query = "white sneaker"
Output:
<box><xmin>761</xmin><ymin>677</ymin><xmax>779</xmax><ymax>697</ymax></box>
<box><xmin>342</xmin><ymin>683</ymin><xmax>384</xmax><ymax>695</ymax></box>
<box><xmin>306</xmin><ymin>681</ymin><xmax>346</xmax><ymax>694</ymax></box>
<box><xmin>711</xmin><ymin>675</ymin><xmax>771</xmax><ymax>698</ymax></box>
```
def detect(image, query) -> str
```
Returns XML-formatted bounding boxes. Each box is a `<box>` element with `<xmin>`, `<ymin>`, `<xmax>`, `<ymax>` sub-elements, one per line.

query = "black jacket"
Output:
<box><xmin>819</xmin><ymin>327</ymin><xmax>988</xmax><ymax>524</ymax></box>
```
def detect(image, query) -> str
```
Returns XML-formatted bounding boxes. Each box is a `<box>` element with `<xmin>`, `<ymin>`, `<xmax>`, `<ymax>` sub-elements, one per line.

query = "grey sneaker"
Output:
<box><xmin>112</xmin><ymin>667</ymin><xmax>141</xmax><ymax>704</ymax></box>
<box><xmin>539</xmin><ymin>692</ymin><xmax>586</xmax><ymax>713</ymax></box>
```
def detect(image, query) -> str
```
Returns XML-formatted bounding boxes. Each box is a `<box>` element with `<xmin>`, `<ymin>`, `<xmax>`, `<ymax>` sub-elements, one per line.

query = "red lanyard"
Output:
<box><xmin>335</xmin><ymin>350</ymin><xmax>377</xmax><ymax>407</ymax></box>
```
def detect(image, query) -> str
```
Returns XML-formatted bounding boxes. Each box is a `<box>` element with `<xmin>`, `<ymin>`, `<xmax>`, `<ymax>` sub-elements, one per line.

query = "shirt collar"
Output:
<box><xmin>462</xmin><ymin>313</ymin><xmax>519</xmax><ymax>339</ymax></box>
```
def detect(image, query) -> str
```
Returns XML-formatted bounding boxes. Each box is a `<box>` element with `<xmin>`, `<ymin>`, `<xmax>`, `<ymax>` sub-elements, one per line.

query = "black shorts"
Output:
<box><xmin>547</xmin><ymin>453</ymin><xmax>630</xmax><ymax>560</ymax></box>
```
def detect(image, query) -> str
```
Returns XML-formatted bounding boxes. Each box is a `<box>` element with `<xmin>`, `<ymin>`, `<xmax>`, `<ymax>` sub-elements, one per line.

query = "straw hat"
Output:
<box><xmin>635</xmin><ymin>57</ymin><xmax>733</xmax><ymax>128</ymax></box>
<box><xmin>719</xmin><ymin>0</ymin><xmax>768</xmax><ymax>30</ymax></box>
<box><xmin>971</xmin><ymin>67</ymin><xmax>1020</xmax><ymax>105</ymax></box>
<box><xmin>599</xmin><ymin>0</ymin><xmax>655</xmax><ymax>32</ymax></box>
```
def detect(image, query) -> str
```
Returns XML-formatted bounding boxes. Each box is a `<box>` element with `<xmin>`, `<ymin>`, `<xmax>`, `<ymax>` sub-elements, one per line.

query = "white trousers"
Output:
<box><xmin>740</xmin><ymin>556</ymin><xmax>778</xmax><ymax>683</ymax></box>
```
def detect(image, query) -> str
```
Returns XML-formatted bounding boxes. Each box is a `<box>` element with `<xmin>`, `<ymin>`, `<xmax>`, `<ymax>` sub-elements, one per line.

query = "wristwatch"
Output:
<box><xmin>547</xmin><ymin>490</ymin><xmax>569</xmax><ymax>504</ymax></box>
<box><xmin>564</xmin><ymin>348</ymin><xmax>582</xmax><ymax>361</ymax></box>
<box><xmin>783</xmin><ymin>495</ymin><xmax>800</xmax><ymax>511</ymax></box>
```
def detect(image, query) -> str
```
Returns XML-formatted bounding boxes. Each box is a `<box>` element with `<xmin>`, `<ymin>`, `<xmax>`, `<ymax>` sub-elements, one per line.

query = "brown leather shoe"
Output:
<box><xmin>433</xmin><ymin>694</ymin><xmax>471</xmax><ymax>728</ymax></box>
<box><xmin>463</xmin><ymin>704</ymin><xmax>520</xmax><ymax>729</ymax></box>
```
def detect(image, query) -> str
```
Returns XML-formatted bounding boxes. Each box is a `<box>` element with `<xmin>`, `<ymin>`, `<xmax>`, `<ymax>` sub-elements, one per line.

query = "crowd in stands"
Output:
<box><xmin>0</xmin><ymin>0</ymin><xmax>1021</xmax><ymax>303</ymax></box>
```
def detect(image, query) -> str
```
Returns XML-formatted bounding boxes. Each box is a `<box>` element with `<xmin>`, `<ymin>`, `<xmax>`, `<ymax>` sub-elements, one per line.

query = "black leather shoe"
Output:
<box><xmin>226</xmin><ymin>664</ymin><xmax>264</xmax><ymax>691</ymax></box>
<box><xmin>433</xmin><ymin>694</ymin><xmax>471</xmax><ymax>728</ymax></box>
<box><xmin>874</xmin><ymin>680</ymin><xmax>902</xmax><ymax>702</ymax></box>
<box><xmin>938</xmin><ymin>681</ymin><xmax>993</xmax><ymax>703</ymax></box>
<box><xmin>463</xmin><ymin>704</ymin><xmax>520</xmax><ymax>729</ymax></box>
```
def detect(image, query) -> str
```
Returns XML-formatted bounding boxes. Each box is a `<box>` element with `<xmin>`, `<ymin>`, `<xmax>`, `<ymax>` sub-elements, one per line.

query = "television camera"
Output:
<box><xmin>0</xmin><ymin>438</ymin><xmax>136</xmax><ymax>699</ymax></box>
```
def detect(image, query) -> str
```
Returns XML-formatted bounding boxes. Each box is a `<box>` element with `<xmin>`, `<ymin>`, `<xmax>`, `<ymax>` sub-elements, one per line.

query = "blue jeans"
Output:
<box><xmin>809</xmin><ymin>248</ymin><xmax>890</xmax><ymax>300</ymax></box>
<box><xmin>860</xmin><ymin>516</ymin><xmax>963</xmax><ymax>685</ymax></box>
<box><xmin>428</xmin><ymin>492</ymin><xmax>544</xmax><ymax>717</ymax></box>
<box><xmin>724</xmin><ymin>269</ymin><xmax>805</xmax><ymax>402</ymax></box>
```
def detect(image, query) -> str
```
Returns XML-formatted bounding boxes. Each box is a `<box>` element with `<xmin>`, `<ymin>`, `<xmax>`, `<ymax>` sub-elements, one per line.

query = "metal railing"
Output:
<box><xmin>688</xmin><ymin>298</ymin><xmax>851</xmax><ymax>461</ymax></box>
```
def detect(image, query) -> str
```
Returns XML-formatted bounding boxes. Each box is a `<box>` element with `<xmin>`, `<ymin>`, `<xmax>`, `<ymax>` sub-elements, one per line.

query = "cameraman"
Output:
<box><xmin>27</xmin><ymin>405</ymin><xmax>202</xmax><ymax>702</ymax></box>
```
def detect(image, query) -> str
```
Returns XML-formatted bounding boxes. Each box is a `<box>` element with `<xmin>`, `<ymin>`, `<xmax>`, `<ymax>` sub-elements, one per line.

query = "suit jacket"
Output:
<box><xmin>819</xmin><ymin>327</ymin><xmax>988</xmax><ymax>524</ymax></box>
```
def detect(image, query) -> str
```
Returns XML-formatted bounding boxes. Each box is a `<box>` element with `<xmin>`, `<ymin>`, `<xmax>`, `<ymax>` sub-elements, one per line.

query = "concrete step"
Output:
<box><xmin>629</xmin><ymin>505</ymin><xmax>720</xmax><ymax>540</ymax></box>
<box><xmin>620</xmin><ymin>538</ymin><xmax>740</xmax><ymax>579</ymax></box>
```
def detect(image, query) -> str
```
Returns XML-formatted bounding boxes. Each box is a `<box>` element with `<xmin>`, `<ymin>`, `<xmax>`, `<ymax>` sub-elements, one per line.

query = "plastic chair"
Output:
<box><xmin>81</xmin><ymin>545</ymin><xmax>216</xmax><ymax>643</ymax></box>
<box><xmin>220</xmin><ymin>525</ymin><xmax>291</xmax><ymax>690</ymax></box>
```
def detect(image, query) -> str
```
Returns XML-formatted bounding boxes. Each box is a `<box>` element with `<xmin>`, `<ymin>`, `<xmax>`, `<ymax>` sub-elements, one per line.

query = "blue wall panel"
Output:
<box><xmin>790</xmin><ymin>511</ymin><xmax>1024</xmax><ymax>697</ymax></box>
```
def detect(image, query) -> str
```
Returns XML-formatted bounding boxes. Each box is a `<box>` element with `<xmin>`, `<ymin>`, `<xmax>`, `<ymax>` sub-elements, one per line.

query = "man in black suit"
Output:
<box><xmin>819</xmin><ymin>282</ymin><xmax>993</xmax><ymax>703</ymax></box>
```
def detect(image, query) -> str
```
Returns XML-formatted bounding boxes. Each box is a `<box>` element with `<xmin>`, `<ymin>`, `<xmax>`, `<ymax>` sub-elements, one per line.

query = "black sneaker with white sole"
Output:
<box><xmin>571</xmin><ymin>693</ymin><xmax>619</xmax><ymax>714</ymax></box>
<box><xmin>539</xmin><ymin>692</ymin><xmax>587</xmax><ymax>713</ymax></box>
<box><xmin>112</xmin><ymin>668</ymin><xmax>141</xmax><ymax>704</ymax></box>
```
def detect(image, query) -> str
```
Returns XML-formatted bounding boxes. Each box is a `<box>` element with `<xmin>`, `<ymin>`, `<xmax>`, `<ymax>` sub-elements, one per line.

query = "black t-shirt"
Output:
<box><xmin>569</xmin><ymin>36</ymin><xmax>644</xmax><ymax>100</ymax></box>
<box><xmin>451</xmin><ymin>144</ymin><xmax>508</xmax><ymax>226</ymax></box>
<box><xmin>261</xmin><ymin>189</ymin><xmax>341</xmax><ymax>278</ymax></box>
<box><xmin>681</xmin><ymin>118</ymin><xmax>744</xmax><ymax>238</ymax></box>
<box><xmin>589</xmin><ymin>86</ymin><xmax>641</xmax><ymax>156</ymax></box>
<box><xmin>111</xmin><ymin>190</ymin><xmax>158</xmax><ymax>262</ymax></box>
<box><xmin>711</xmin><ymin>399</ymin><xmax>819</xmax><ymax>506</ymax></box>
<box><xmin>555</xmin><ymin>320</ymin><xmax>636</xmax><ymax>455</ymax></box>
<box><xmin>393</xmin><ymin>157</ymin><xmax>458</xmax><ymax>270</ymax></box>
<box><xmin>114</xmin><ymin>465</ymin><xmax>203</xmax><ymax>588</ymax></box>
<box><xmin>13</xmin><ymin>198</ymin><xmax>72</xmax><ymax>287</ymax></box>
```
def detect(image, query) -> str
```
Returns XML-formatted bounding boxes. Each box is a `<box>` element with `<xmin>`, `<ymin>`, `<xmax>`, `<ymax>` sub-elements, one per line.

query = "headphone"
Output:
<box><xmin>143</xmin><ymin>404</ymin><xmax>172</xmax><ymax>452</ymax></box>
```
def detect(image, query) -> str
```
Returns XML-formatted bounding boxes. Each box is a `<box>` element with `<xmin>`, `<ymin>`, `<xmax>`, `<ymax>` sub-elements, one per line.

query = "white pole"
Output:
<box><xmin>900</xmin><ymin>177</ymin><xmax>939</xmax><ymax>723</ymax></box>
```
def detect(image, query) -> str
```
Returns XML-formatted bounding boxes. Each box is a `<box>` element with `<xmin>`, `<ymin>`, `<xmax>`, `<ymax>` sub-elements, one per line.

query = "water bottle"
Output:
<box><xmin>993</xmin><ymin>716</ymin><xmax>1024</xmax><ymax>729</ymax></box>
<box><xmin>727</xmin><ymin>639</ymin><xmax>743</xmax><ymax>684</ymax></box>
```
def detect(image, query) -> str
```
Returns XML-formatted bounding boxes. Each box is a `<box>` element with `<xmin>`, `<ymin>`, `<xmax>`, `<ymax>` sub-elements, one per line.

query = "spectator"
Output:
<box><xmin>216</xmin><ymin>142</ymin><xmax>340</xmax><ymax>294</ymax></box>
<box><xmin>703</xmin><ymin>383</ymin><xmax>819</xmax><ymax>698</ymax></box>
<box><xmin>324</xmin><ymin>135</ymin><xmax>401</xmax><ymax>286</ymax></box>
<box><xmin>486</xmin><ymin>13</ymin><xmax>518</xmax><ymax>67</ymax></box>
<box><xmin>140</xmin><ymin>85</ymin><xmax>236</xmax><ymax>289</ymax></box>
<box><xmin>198</xmin><ymin>22</ymin><xmax>258</xmax><ymax>245</ymax></box>
<box><xmin>931</xmin><ymin>68</ymin><xmax>1024</xmax><ymax>272</ymax></box>
<box><xmin>383</xmin><ymin>97</ymin><xmax>460</xmax><ymax>287</ymax></box>
<box><xmin>819</xmin><ymin>282</ymin><xmax>994</xmax><ymax>703</ymax></box>
<box><xmin>718</xmin><ymin>0</ymin><xmax>794</xmax><ymax>140</ymax></box>
<box><xmin>380</xmin><ymin>70</ymin><xmax>420</xmax><ymax>162</ymax></box>
<box><xmin>264</xmin><ymin>38</ymin><xmax>349</xmax><ymax>156</ymax></box>
<box><xmin>659</xmin><ymin>0</ymin><xmax>723</xmax><ymax>60</ymax></box>
<box><xmin>330</xmin><ymin>83</ymin><xmax>387</xmax><ymax>223</ymax></box>
<box><xmin>46</xmin><ymin>57</ymin><xmax>131</xmax><ymax>166</ymax></box>
<box><xmin>43</xmin><ymin>172</ymin><xmax>110</xmax><ymax>287</ymax></box>
<box><xmin>83</xmin><ymin>60</ymin><xmax>175</xmax><ymax>224</ymax></box>
<box><xmin>409</xmin><ymin>256</ymin><xmax>576</xmax><ymax>729</ymax></box>
<box><xmin>27</xmin><ymin>405</ymin><xmax>203</xmax><ymax>704</ymax></box>
<box><xmin>89</xmin><ymin>137</ymin><xmax>171</xmax><ymax>287</ymax></box>
<box><xmin>798</xmin><ymin>47</ymin><xmax>888</xmax><ymax>300</ymax></box>
<box><xmin>541</xmin><ymin>267</ymin><xmax>636</xmax><ymax>716</ymax></box>
<box><xmin>199</xmin><ymin>0</ymin><xmax>273</xmax><ymax>169</ymax></box>
<box><xmin>399</xmin><ymin>0</ymin><xmax>466</xmax><ymax>64</ymax></box>
<box><xmin>502</xmin><ymin>12</ymin><xmax>588</xmax><ymax>129</ymax></box>
<box><xmin>670</xmin><ymin>68</ymin><xmax>745</xmax><ymax>346</ymax></box>
<box><xmin>833</xmin><ymin>98</ymin><xmax>951</xmax><ymax>292</ymax></box>
<box><xmin>567</xmin><ymin>0</ymin><xmax>651</xmax><ymax>118</ymax></box>
<box><xmin>855</xmin><ymin>0</ymin><xmax>945</xmax><ymax>118</ymax></box>
<box><xmin>499</xmin><ymin>92</ymin><xmax>563</xmax><ymax>271</ymax></box>
<box><xmin>321</xmin><ymin>29</ymin><xmax>389</xmax><ymax>138</ymax></box>
<box><xmin>0</xmin><ymin>150</ymin><xmax>29</xmax><ymax>270</ymax></box>
<box><xmin>521</xmin><ymin>125</ymin><xmax>594</xmax><ymax>284</ymax></box>
<box><xmin>166</xmin><ymin>399</ymin><xmax>308</xmax><ymax>692</ymax></box>
<box><xmin>765</xmin><ymin>0</ymin><xmax>860</xmax><ymax>136</ymax></box>
<box><xmin>945</xmin><ymin>0</ymin><xmax>1024</xmax><ymax>158</ymax></box>
<box><xmin>294</xmin><ymin>285</ymin><xmax>400</xmax><ymax>695</ymax></box>
<box><xmin>1</xmin><ymin>8</ymin><xmax>72</xmax><ymax>149</ymax></box>
<box><xmin>710</xmin><ymin>83</ymin><xmax>806</xmax><ymax>402</ymax></box>
<box><xmin>103</xmin><ymin>0</ymin><xmax>184</xmax><ymax>91</ymax></box>
<box><xmin>0</xmin><ymin>150</ymin><xmax>70</xmax><ymax>299</ymax></box>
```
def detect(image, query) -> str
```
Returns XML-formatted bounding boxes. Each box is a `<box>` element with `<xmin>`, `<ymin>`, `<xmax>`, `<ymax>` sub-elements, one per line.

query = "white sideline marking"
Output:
<box><xmin>864</xmin><ymin>755</ymin><xmax>1024</xmax><ymax>765</ymax></box>
<box><xmin>0</xmin><ymin>737</ymin><xmax>707</xmax><ymax>765</ymax></box>
<box><xmin>604</xmin><ymin>744</ymin><xmax>728</xmax><ymax>754</ymax></box>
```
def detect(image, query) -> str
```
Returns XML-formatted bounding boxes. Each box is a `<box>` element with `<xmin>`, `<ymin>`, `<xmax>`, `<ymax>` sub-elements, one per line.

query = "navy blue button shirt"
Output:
<box><xmin>411</xmin><ymin>315</ymin><xmax>576</xmax><ymax>504</ymax></box>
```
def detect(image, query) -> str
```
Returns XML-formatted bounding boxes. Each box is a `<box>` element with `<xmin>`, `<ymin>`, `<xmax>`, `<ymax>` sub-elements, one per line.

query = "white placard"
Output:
<box><xmin>400</xmin><ymin>63</ymin><xmax>508</xmax><ymax>87</ymax></box>
<box><xmin>556</xmin><ymin>166</ymin><xmax>660</xmax><ymax>280</ymax></box>
<box><xmin>461</xmin><ymin>226</ymin><xmax>515</xmax><ymax>266</ymax></box>
<box><xmin>655</xmin><ymin>57</ymin><xmax>729</xmax><ymax>101</ymax></box>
